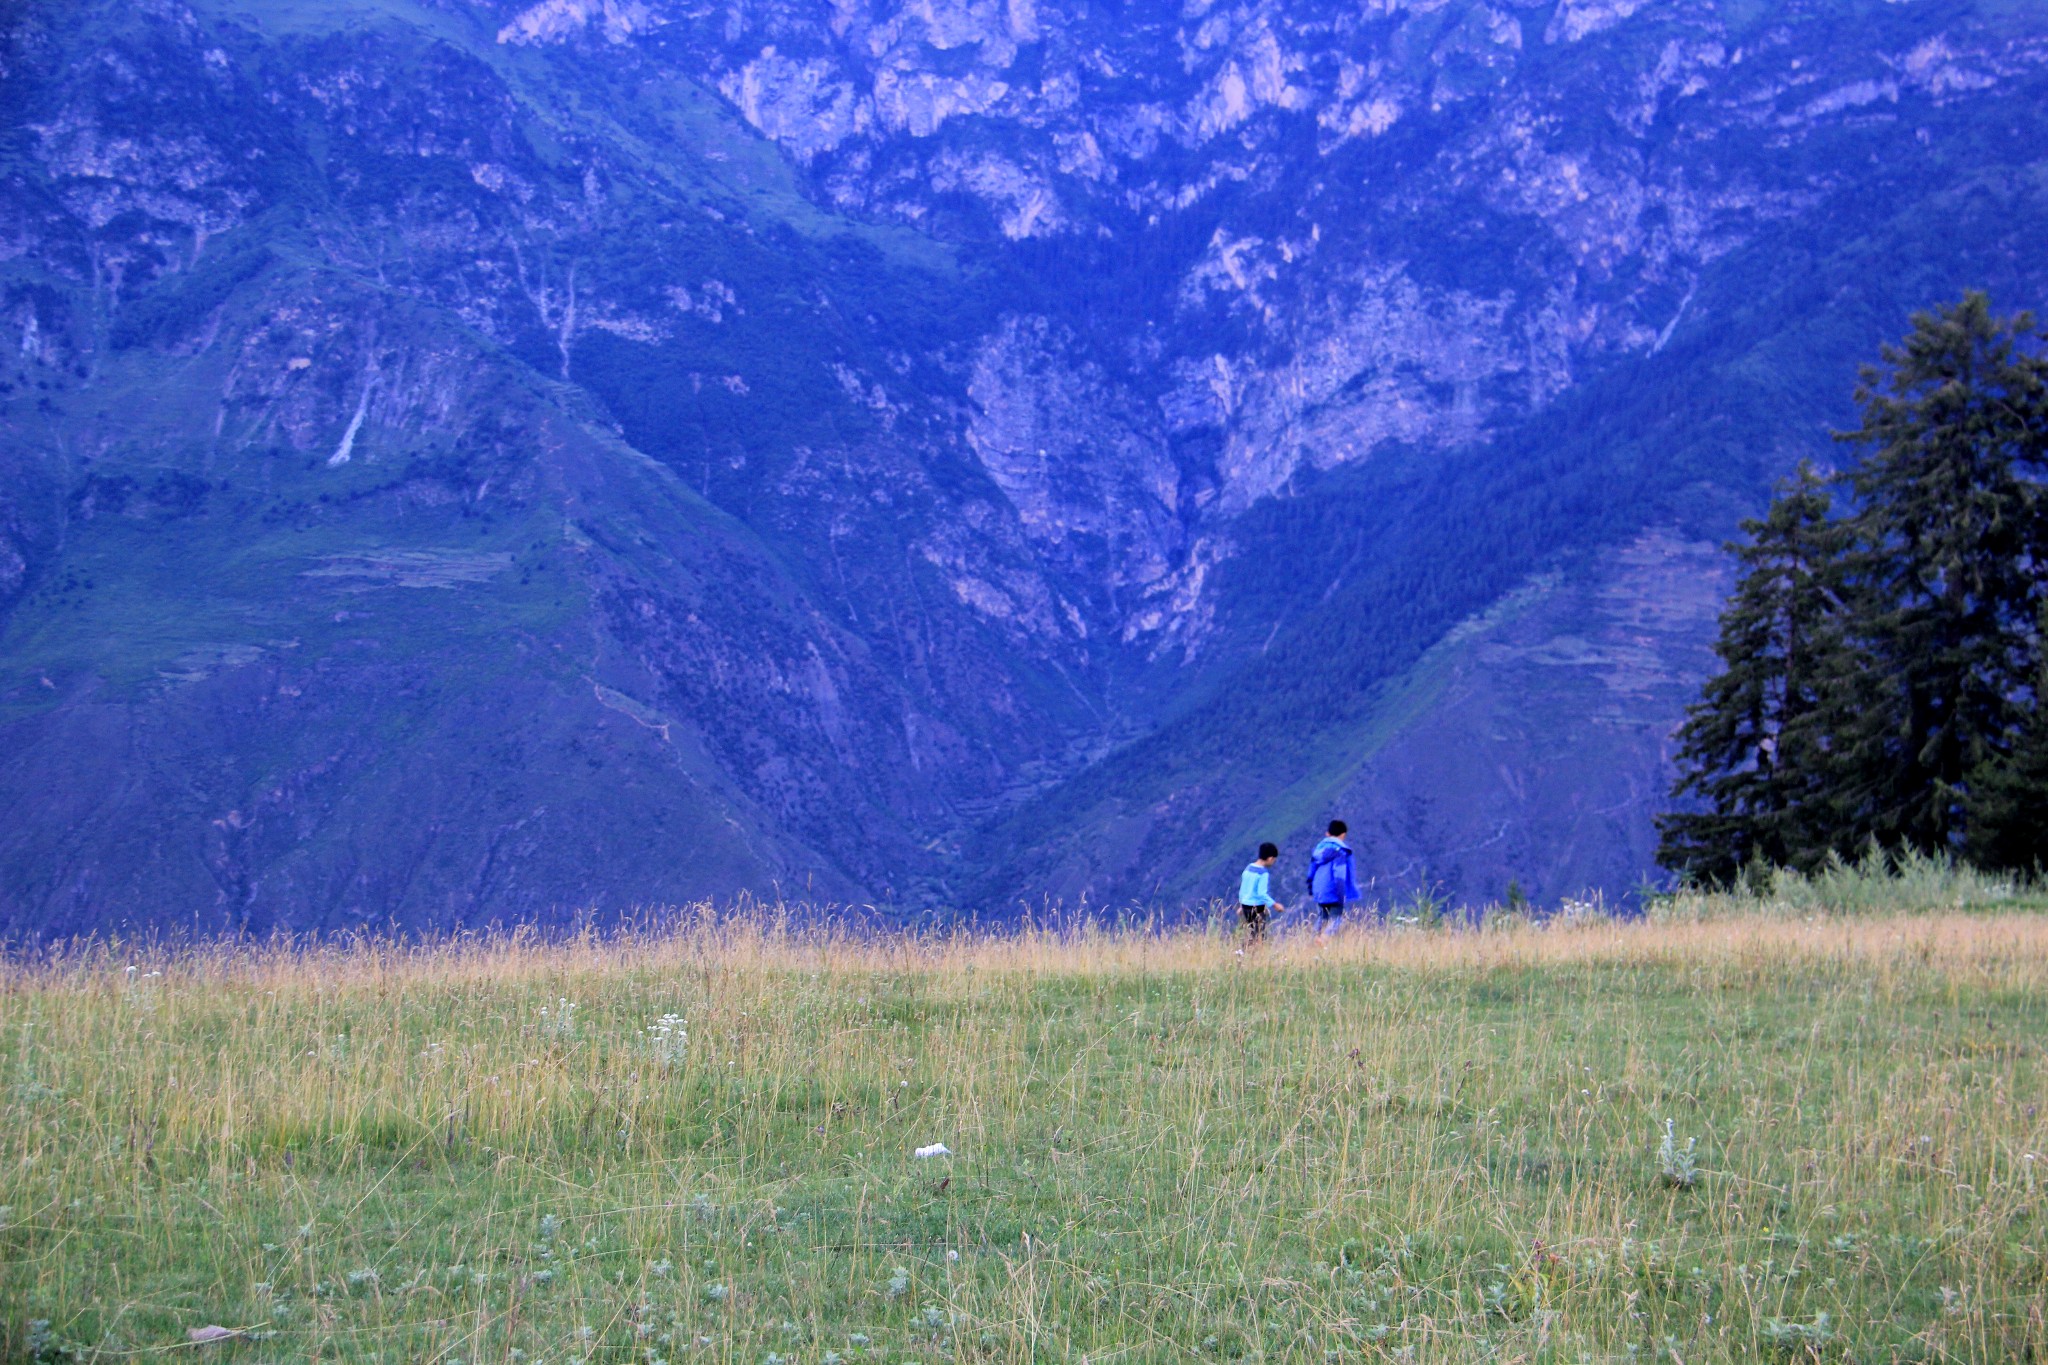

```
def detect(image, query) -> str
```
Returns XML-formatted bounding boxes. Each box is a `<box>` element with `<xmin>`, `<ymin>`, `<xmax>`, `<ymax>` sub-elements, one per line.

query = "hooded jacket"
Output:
<box><xmin>1307</xmin><ymin>836</ymin><xmax>1361</xmax><ymax>905</ymax></box>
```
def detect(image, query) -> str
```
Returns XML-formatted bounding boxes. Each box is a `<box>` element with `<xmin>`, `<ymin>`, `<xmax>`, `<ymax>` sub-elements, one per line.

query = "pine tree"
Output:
<box><xmin>1966</xmin><ymin>602</ymin><xmax>2048</xmax><ymax>871</ymax></box>
<box><xmin>1661</xmin><ymin>294</ymin><xmax>2048</xmax><ymax>882</ymax></box>
<box><xmin>1830</xmin><ymin>293</ymin><xmax>2048</xmax><ymax>859</ymax></box>
<box><xmin>1657</xmin><ymin>463</ymin><xmax>1850</xmax><ymax>885</ymax></box>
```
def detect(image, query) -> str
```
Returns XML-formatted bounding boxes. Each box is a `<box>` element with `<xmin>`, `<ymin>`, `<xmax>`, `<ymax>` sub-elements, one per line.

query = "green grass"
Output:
<box><xmin>4</xmin><ymin>907</ymin><xmax>2045</xmax><ymax>1362</ymax></box>
<box><xmin>1654</xmin><ymin>848</ymin><xmax>2048</xmax><ymax>920</ymax></box>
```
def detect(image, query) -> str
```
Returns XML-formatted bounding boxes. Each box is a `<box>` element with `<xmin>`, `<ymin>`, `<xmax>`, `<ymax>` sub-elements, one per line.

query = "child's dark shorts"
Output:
<box><xmin>1240</xmin><ymin>903</ymin><xmax>1270</xmax><ymax>941</ymax></box>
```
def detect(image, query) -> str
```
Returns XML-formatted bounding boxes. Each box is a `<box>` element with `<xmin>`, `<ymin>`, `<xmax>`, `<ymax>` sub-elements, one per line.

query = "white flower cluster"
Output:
<box><xmin>539</xmin><ymin>998</ymin><xmax>578</xmax><ymax>1042</ymax></box>
<box><xmin>1556</xmin><ymin>897</ymin><xmax>1601</xmax><ymax>925</ymax></box>
<box><xmin>1657</xmin><ymin>1119</ymin><xmax>1699</xmax><ymax>1189</ymax></box>
<box><xmin>647</xmin><ymin>1014</ymin><xmax>688</xmax><ymax>1068</ymax></box>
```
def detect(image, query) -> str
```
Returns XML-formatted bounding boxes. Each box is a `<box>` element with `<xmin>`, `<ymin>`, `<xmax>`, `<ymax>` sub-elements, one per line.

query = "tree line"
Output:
<box><xmin>1659</xmin><ymin>293</ymin><xmax>2048</xmax><ymax>885</ymax></box>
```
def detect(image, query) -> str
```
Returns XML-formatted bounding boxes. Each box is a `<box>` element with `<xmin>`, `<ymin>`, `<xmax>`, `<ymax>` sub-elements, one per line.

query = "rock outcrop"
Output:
<box><xmin>2</xmin><ymin>0</ymin><xmax>2046</xmax><ymax>931</ymax></box>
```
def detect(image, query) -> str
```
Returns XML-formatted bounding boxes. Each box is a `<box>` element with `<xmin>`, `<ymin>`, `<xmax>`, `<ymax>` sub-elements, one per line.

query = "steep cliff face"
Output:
<box><xmin>2</xmin><ymin>0</ymin><xmax>2046</xmax><ymax>932</ymax></box>
<box><xmin>0</xmin><ymin>0</ymin><xmax>1097</xmax><ymax>932</ymax></box>
<box><xmin>621</xmin><ymin>0</ymin><xmax>2048</xmax><ymax>515</ymax></box>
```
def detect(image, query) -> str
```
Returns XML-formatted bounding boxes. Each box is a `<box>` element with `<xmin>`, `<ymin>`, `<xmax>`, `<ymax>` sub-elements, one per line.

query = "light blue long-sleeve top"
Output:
<box><xmin>1238</xmin><ymin>861</ymin><xmax>1275</xmax><ymax>906</ymax></box>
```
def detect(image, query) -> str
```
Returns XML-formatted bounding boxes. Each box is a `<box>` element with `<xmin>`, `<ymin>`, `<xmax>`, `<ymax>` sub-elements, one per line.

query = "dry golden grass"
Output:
<box><xmin>4</xmin><ymin>908</ymin><xmax>2046</xmax><ymax>1362</ymax></box>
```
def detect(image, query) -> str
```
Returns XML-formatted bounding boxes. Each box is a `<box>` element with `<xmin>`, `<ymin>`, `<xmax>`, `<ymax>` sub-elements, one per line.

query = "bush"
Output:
<box><xmin>1651</xmin><ymin>847</ymin><xmax>2033</xmax><ymax>921</ymax></box>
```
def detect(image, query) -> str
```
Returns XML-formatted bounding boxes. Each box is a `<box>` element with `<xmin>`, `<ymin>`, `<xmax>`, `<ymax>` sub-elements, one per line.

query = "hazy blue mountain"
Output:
<box><xmin>3</xmin><ymin>0</ymin><xmax>2046</xmax><ymax>935</ymax></box>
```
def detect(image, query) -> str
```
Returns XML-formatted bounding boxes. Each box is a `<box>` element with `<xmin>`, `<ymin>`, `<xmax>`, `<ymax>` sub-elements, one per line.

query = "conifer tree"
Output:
<box><xmin>1830</xmin><ymin>293</ymin><xmax>2048</xmax><ymax>859</ymax></box>
<box><xmin>1966</xmin><ymin>602</ymin><xmax>2048</xmax><ymax>871</ymax></box>
<box><xmin>1657</xmin><ymin>464</ymin><xmax>1849</xmax><ymax>884</ymax></box>
<box><xmin>1662</xmin><ymin>293</ymin><xmax>2048</xmax><ymax>882</ymax></box>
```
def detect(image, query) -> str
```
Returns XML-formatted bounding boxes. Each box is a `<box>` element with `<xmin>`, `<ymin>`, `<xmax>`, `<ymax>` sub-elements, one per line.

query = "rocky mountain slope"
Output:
<box><xmin>3</xmin><ymin>0</ymin><xmax>2046</xmax><ymax>934</ymax></box>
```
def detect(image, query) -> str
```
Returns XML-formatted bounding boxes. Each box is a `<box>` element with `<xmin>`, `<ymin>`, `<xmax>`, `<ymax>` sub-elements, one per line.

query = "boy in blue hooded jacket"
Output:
<box><xmin>1307</xmin><ymin>820</ymin><xmax>1361</xmax><ymax>936</ymax></box>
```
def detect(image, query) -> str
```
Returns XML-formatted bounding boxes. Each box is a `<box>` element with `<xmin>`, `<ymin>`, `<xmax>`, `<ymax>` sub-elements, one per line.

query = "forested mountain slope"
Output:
<box><xmin>3</xmin><ymin>0</ymin><xmax>2045</xmax><ymax>933</ymax></box>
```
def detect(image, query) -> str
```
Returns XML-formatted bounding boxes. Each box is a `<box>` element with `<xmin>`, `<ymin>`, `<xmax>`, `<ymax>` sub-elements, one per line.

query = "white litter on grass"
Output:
<box><xmin>913</xmin><ymin>1143</ymin><xmax>952</xmax><ymax>1159</ymax></box>
<box><xmin>187</xmin><ymin>1325</ymin><xmax>239</xmax><ymax>1344</ymax></box>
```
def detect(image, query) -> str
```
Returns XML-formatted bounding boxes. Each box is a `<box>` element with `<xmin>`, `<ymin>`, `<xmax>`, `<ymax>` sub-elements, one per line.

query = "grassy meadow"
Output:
<box><xmin>4</xmin><ymin>883</ymin><xmax>2047</xmax><ymax>1362</ymax></box>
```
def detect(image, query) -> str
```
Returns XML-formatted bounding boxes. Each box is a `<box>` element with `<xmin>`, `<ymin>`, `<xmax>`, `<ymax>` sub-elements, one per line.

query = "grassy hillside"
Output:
<box><xmin>961</xmin><ymin>143</ymin><xmax>2048</xmax><ymax>912</ymax></box>
<box><xmin>0</xmin><ymin>0</ymin><xmax>1090</xmax><ymax>935</ymax></box>
<box><xmin>5</xmin><ymin>896</ymin><xmax>2047</xmax><ymax>1362</ymax></box>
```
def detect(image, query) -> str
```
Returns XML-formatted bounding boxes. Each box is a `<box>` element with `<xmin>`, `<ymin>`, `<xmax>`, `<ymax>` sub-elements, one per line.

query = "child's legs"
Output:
<box><xmin>1241</xmin><ymin>903</ymin><xmax>1269</xmax><ymax>943</ymax></box>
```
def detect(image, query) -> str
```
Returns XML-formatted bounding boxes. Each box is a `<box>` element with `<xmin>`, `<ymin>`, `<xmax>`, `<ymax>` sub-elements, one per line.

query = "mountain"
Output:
<box><xmin>3</xmin><ymin>0</ymin><xmax>2046</xmax><ymax>937</ymax></box>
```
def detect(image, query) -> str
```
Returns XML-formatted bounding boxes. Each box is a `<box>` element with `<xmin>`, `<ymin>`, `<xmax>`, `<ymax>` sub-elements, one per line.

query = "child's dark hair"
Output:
<box><xmin>1327</xmin><ymin>819</ymin><xmax>1348</xmax><ymax>836</ymax></box>
<box><xmin>1258</xmin><ymin>841</ymin><xmax>1279</xmax><ymax>860</ymax></box>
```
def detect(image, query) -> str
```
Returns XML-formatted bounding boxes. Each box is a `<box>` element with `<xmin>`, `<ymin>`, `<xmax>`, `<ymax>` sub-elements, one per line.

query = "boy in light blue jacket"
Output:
<box><xmin>1307</xmin><ymin>820</ymin><xmax>1362</xmax><ymax>937</ymax></box>
<box><xmin>1237</xmin><ymin>842</ymin><xmax>1284</xmax><ymax>946</ymax></box>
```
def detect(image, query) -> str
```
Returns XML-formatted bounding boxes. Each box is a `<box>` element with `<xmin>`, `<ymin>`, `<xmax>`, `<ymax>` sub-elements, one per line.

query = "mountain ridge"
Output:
<box><xmin>3</xmin><ymin>0</ymin><xmax>2047</xmax><ymax>934</ymax></box>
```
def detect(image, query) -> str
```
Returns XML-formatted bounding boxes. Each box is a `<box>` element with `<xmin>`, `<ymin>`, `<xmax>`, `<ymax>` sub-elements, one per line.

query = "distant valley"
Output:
<box><xmin>3</xmin><ymin>0</ymin><xmax>2047</xmax><ymax>934</ymax></box>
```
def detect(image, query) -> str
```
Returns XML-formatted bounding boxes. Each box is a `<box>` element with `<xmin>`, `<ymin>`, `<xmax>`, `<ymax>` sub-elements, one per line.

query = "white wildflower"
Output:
<box><xmin>1657</xmin><ymin>1119</ymin><xmax>1699</xmax><ymax>1189</ymax></box>
<box><xmin>647</xmin><ymin>1014</ymin><xmax>689</xmax><ymax>1068</ymax></box>
<box><xmin>540</xmin><ymin>998</ymin><xmax>578</xmax><ymax>1042</ymax></box>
